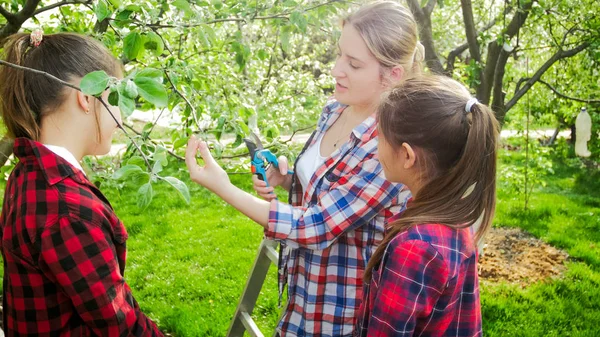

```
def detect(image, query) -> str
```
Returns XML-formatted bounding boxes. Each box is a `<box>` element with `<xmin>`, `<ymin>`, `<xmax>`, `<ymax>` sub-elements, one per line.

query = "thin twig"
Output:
<box><xmin>0</xmin><ymin>59</ymin><xmax>153</xmax><ymax>172</ymax></box>
<box><xmin>220</xmin><ymin>124</ymin><xmax>315</xmax><ymax>159</ymax></box>
<box><xmin>123</xmin><ymin>123</ymin><xmax>185</xmax><ymax>161</ymax></box>
<box><xmin>33</xmin><ymin>0</ymin><xmax>90</xmax><ymax>16</ymax></box>
<box><xmin>147</xmin><ymin>108</ymin><xmax>166</xmax><ymax>135</ymax></box>
<box><xmin>164</xmin><ymin>69</ymin><xmax>201</xmax><ymax>130</ymax></box>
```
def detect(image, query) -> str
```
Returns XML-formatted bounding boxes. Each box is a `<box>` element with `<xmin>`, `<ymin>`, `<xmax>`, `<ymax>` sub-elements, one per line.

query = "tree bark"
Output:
<box><xmin>479</xmin><ymin>1</ymin><xmax>532</xmax><ymax>106</ymax></box>
<box><xmin>460</xmin><ymin>0</ymin><xmax>480</xmax><ymax>63</ymax></box>
<box><xmin>0</xmin><ymin>0</ymin><xmax>41</xmax><ymax>44</ymax></box>
<box><xmin>504</xmin><ymin>42</ymin><xmax>591</xmax><ymax>114</ymax></box>
<box><xmin>406</xmin><ymin>0</ymin><xmax>445</xmax><ymax>74</ymax></box>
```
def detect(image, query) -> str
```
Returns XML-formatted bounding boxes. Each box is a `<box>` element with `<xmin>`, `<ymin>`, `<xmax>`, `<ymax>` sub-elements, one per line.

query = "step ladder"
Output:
<box><xmin>227</xmin><ymin>239</ymin><xmax>280</xmax><ymax>337</ymax></box>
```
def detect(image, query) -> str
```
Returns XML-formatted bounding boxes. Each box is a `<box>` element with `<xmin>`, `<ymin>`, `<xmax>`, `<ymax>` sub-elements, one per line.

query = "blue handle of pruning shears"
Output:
<box><xmin>251</xmin><ymin>149</ymin><xmax>294</xmax><ymax>188</ymax></box>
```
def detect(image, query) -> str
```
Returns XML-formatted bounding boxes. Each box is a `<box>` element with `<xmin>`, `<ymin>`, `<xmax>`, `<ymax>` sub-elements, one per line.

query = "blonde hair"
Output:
<box><xmin>343</xmin><ymin>1</ymin><xmax>424</xmax><ymax>74</ymax></box>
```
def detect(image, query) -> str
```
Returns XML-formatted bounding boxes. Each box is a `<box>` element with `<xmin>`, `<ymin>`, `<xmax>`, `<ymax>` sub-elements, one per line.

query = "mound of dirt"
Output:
<box><xmin>479</xmin><ymin>227</ymin><xmax>569</xmax><ymax>286</ymax></box>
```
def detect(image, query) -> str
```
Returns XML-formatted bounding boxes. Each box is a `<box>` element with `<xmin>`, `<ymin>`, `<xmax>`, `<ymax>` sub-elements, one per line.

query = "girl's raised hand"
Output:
<box><xmin>185</xmin><ymin>136</ymin><xmax>230</xmax><ymax>193</ymax></box>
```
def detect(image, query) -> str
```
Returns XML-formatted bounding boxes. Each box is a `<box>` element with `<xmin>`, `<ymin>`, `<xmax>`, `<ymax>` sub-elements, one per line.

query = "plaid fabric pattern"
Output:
<box><xmin>355</xmin><ymin>224</ymin><xmax>482</xmax><ymax>337</ymax></box>
<box><xmin>265</xmin><ymin>100</ymin><xmax>411</xmax><ymax>336</ymax></box>
<box><xmin>0</xmin><ymin>138</ymin><xmax>163</xmax><ymax>336</ymax></box>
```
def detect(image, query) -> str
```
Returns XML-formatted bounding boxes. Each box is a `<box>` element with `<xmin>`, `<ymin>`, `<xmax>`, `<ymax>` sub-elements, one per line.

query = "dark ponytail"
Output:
<box><xmin>365</xmin><ymin>75</ymin><xmax>499</xmax><ymax>282</ymax></box>
<box><xmin>0</xmin><ymin>32</ymin><xmax>121</xmax><ymax>140</ymax></box>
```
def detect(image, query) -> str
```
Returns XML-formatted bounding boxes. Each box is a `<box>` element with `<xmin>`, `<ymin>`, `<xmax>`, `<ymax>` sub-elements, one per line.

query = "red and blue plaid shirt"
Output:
<box><xmin>0</xmin><ymin>138</ymin><xmax>162</xmax><ymax>336</ymax></box>
<box><xmin>355</xmin><ymin>224</ymin><xmax>482</xmax><ymax>337</ymax></box>
<box><xmin>265</xmin><ymin>100</ymin><xmax>411</xmax><ymax>336</ymax></box>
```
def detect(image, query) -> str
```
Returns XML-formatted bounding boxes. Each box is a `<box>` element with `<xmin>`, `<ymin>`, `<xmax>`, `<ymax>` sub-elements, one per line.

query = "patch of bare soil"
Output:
<box><xmin>479</xmin><ymin>227</ymin><xmax>569</xmax><ymax>286</ymax></box>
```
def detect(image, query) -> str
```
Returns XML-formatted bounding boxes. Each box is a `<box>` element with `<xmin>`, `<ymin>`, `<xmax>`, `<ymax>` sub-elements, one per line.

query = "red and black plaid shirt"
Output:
<box><xmin>355</xmin><ymin>224</ymin><xmax>482</xmax><ymax>337</ymax></box>
<box><xmin>0</xmin><ymin>138</ymin><xmax>162</xmax><ymax>336</ymax></box>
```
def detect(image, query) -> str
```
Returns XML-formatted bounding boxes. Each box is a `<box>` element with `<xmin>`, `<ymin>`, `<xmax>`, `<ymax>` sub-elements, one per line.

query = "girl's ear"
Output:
<box><xmin>76</xmin><ymin>91</ymin><xmax>91</xmax><ymax>114</ymax></box>
<box><xmin>402</xmin><ymin>142</ymin><xmax>416</xmax><ymax>169</ymax></box>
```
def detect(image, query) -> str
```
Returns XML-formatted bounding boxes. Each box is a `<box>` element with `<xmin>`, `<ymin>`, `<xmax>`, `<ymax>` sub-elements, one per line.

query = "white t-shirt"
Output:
<box><xmin>43</xmin><ymin>144</ymin><xmax>85</xmax><ymax>174</ymax></box>
<box><xmin>295</xmin><ymin>133</ymin><xmax>327</xmax><ymax>192</ymax></box>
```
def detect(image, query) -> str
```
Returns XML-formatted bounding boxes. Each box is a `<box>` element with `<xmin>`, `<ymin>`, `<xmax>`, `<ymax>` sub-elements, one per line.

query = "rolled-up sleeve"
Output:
<box><xmin>265</xmin><ymin>157</ymin><xmax>407</xmax><ymax>250</ymax></box>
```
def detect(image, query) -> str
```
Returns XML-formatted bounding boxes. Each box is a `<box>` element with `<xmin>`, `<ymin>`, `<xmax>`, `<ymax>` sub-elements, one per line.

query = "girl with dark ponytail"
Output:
<box><xmin>0</xmin><ymin>32</ymin><xmax>163</xmax><ymax>336</ymax></box>
<box><xmin>355</xmin><ymin>75</ymin><xmax>499</xmax><ymax>336</ymax></box>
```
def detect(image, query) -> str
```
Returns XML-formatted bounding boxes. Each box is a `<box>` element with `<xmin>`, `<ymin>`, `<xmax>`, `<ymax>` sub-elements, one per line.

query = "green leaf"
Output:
<box><xmin>123</xmin><ymin>80</ymin><xmax>138</xmax><ymax>99</ymax></box>
<box><xmin>231</xmin><ymin>134</ymin><xmax>243</xmax><ymax>148</ymax></box>
<box><xmin>202</xmin><ymin>24</ymin><xmax>217</xmax><ymax>44</ymax></box>
<box><xmin>152</xmin><ymin>160</ymin><xmax>163</xmax><ymax>174</ymax></box>
<box><xmin>280</xmin><ymin>27</ymin><xmax>292</xmax><ymax>53</ymax></box>
<box><xmin>80</xmin><ymin>71</ymin><xmax>110</xmax><ymax>96</ymax></box>
<box><xmin>137</xmin><ymin>68</ymin><xmax>163</xmax><ymax>80</ymax></box>
<box><xmin>115</xmin><ymin>9</ymin><xmax>132</xmax><ymax>21</ymax></box>
<box><xmin>123</xmin><ymin>32</ymin><xmax>145</xmax><ymax>60</ymax></box>
<box><xmin>257</xmin><ymin>49</ymin><xmax>268</xmax><ymax>61</ymax></box>
<box><xmin>108</xmin><ymin>0</ymin><xmax>122</xmax><ymax>7</ymax></box>
<box><xmin>290</xmin><ymin>11</ymin><xmax>307</xmax><ymax>33</ymax></box>
<box><xmin>173</xmin><ymin>0</ymin><xmax>194</xmax><ymax>17</ymax></box>
<box><xmin>144</xmin><ymin>32</ymin><xmax>164</xmax><ymax>55</ymax></box>
<box><xmin>163</xmin><ymin>176</ymin><xmax>191</xmax><ymax>204</ymax></box>
<box><xmin>108</xmin><ymin>91</ymin><xmax>119</xmax><ymax>106</ymax></box>
<box><xmin>127</xmin><ymin>156</ymin><xmax>146</xmax><ymax>168</ymax></box>
<box><xmin>95</xmin><ymin>0</ymin><xmax>112</xmax><ymax>22</ymax></box>
<box><xmin>113</xmin><ymin>164</ymin><xmax>143</xmax><ymax>179</ymax></box>
<box><xmin>173</xmin><ymin>137</ymin><xmax>188</xmax><ymax>149</ymax></box>
<box><xmin>124</xmin><ymin>4</ymin><xmax>141</xmax><ymax>12</ymax></box>
<box><xmin>117</xmin><ymin>85</ymin><xmax>136</xmax><ymax>117</ymax></box>
<box><xmin>134</xmin><ymin>77</ymin><xmax>168</xmax><ymax>107</ymax></box>
<box><xmin>137</xmin><ymin>183</ymin><xmax>153</xmax><ymax>209</ymax></box>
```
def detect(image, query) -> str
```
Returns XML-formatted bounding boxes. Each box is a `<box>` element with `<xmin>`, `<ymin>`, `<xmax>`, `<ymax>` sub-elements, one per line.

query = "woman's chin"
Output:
<box><xmin>333</xmin><ymin>92</ymin><xmax>351</xmax><ymax>105</ymax></box>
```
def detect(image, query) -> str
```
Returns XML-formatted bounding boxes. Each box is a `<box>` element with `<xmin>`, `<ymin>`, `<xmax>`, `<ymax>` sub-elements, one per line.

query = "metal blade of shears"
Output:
<box><xmin>243</xmin><ymin>137</ymin><xmax>258</xmax><ymax>160</ymax></box>
<box><xmin>250</xmin><ymin>132</ymin><xmax>265</xmax><ymax>150</ymax></box>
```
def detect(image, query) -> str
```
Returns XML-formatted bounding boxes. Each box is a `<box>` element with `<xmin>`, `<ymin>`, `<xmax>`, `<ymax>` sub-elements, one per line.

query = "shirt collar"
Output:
<box><xmin>43</xmin><ymin>144</ymin><xmax>85</xmax><ymax>173</ymax></box>
<box><xmin>321</xmin><ymin>101</ymin><xmax>378</xmax><ymax>144</ymax></box>
<box><xmin>13</xmin><ymin>138</ymin><xmax>87</xmax><ymax>186</ymax></box>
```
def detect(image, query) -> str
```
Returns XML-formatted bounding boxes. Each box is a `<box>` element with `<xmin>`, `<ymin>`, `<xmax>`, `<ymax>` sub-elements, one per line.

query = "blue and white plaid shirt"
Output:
<box><xmin>265</xmin><ymin>100</ymin><xmax>411</xmax><ymax>336</ymax></box>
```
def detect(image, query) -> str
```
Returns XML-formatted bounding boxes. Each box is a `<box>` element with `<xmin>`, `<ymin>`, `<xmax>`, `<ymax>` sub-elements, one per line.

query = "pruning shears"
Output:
<box><xmin>243</xmin><ymin>132</ymin><xmax>293</xmax><ymax>187</ymax></box>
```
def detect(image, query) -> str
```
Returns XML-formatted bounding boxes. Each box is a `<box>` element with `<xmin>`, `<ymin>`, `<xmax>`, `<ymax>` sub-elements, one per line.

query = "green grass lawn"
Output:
<box><xmin>0</xmin><ymin>140</ymin><xmax>599</xmax><ymax>336</ymax></box>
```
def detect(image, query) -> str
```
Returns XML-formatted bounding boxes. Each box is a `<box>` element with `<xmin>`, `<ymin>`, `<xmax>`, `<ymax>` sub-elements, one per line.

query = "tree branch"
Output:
<box><xmin>219</xmin><ymin>124</ymin><xmax>315</xmax><ymax>159</ymax></box>
<box><xmin>164</xmin><ymin>69</ymin><xmax>201</xmax><ymax>130</ymax></box>
<box><xmin>406</xmin><ymin>0</ymin><xmax>445</xmax><ymax>74</ymax></box>
<box><xmin>0</xmin><ymin>5</ymin><xmax>17</xmax><ymax>23</ymax></box>
<box><xmin>478</xmin><ymin>1</ymin><xmax>532</xmax><ymax>104</ymax></box>
<box><xmin>460</xmin><ymin>0</ymin><xmax>481</xmax><ymax>62</ymax></box>
<box><xmin>15</xmin><ymin>0</ymin><xmax>41</xmax><ymax>22</ymax></box>
<box><xmin>123</xmin><ymin>123</ymin><xmax>185</xmax><ymax>161</ymax></box>
<box><xmin>491</xmin><ymin>48</ymin><xmax>511</xmax><ymax>113</ymax></box>
<box><xmin>504</xmin><ymin>42</ymin><xmax>591</xmax><ymax>113</ymax></box>
<box><xmin>537</xmin><ymin>79</ymin><xmax>600</xmax><ymax>104</ymax></box>
<box><xmin>445</xmin><ymin>5</ymin><xmax>511</xmax><ymax>73</ymax></box>
<box><xmin>0</xmin><ymin>0</ymin><xmax>41</xmax><ymax>45</ymax></box>
<box><xmin>424</xmin><ymin>0</ymin><xmax>436</xmax><ymax>16</ymax></box>
<box><xmin>0</xmin><ymin>59</ymin><xmax>155</xmax><ymax>172</ymax></box>
<box><xmin>33</xmin><ymin>0</ymin><xmax>90</xmax><ymax>16</ymax></box>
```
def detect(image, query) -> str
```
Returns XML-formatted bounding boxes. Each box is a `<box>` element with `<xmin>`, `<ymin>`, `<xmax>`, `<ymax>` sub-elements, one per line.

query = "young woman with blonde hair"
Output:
<box><xmin>187</xmin><ymin>2</ymin><xmax>423</xmax><ymax>336</ymax></box>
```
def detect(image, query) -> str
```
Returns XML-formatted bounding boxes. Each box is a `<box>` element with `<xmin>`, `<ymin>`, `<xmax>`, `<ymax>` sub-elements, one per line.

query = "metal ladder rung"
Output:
<box><xmin>264</xmin><ymin>245</ymin><xmax>279</xmax><ymax>265</ymax></box>
<box><xmin>227</xmin><ymin>239</ymin><xmax>279</xmax><ymax>337</ymax></box>
<box><xmin>239</xmin><ymin>311</ymin><xmax>264</xmax><ymax>337</ymax></box>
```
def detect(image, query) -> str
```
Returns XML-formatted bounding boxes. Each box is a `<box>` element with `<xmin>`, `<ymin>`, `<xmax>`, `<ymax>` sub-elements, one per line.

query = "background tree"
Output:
<box><xmin>407</xmin><ymin>0</ymin><xmax>600</xmax><ymax>125</ymax></box>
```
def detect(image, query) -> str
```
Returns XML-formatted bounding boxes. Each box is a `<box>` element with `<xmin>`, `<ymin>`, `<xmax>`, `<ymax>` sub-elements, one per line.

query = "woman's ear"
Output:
<box><xmin>401</xmin><ymin>142</ymin><xmax>416</xmax><ymax>169</ymax></box>
<box><xmin>387</xmin><ymin>65</ymin><xmax>404</xmax><ymax>87</ymax></box>
<box><xmin>76</xmin><ymin>91</ymin><xmax>91</xmax><ymax>114</ymax></box>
